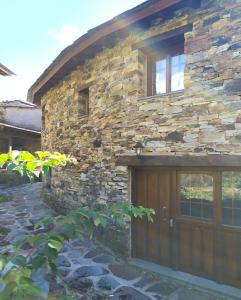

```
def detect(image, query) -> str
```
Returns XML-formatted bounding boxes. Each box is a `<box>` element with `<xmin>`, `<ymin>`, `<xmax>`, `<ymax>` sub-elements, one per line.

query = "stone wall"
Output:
<box><xmin>41</xmin><ymin>0</ymin><xmax>241</xmax><ymax>252</ymax></box>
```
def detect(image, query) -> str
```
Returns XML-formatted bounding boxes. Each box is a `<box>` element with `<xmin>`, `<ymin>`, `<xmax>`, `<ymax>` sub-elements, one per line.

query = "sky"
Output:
<box><xmin>0</xmin><ymin>0</ymin><xmax>144</xmax><ymax>101</ymax></box>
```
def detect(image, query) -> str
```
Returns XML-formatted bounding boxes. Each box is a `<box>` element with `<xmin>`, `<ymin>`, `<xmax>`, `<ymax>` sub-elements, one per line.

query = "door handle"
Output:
<box><xmin>170</xmin><ymin>218</ymin><xmax>174</xmax><ymax>228</ymax></box>
<box><xmin>162</xmin><ymin>206</ymin><xmax>167</xmax><ymax>221</ymax></box>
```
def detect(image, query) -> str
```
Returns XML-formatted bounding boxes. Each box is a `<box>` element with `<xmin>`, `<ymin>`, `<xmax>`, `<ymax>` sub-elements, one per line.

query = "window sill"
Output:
<box><xmin>79</xmin><ymin>115</ymin><xmax>89</xmax><ymax>120</ymax></box>
<box><xmin>138</xmin><ymin>90</ymin><xmax>184</xmax><ymax>101</ymax></box>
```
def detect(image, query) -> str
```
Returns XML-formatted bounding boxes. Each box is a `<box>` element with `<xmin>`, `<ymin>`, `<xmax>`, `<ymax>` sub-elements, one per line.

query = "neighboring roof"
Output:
<box><xmin>0</xmin><ymin>122</ymin><xmax>41</xmax><ymax>135</ymax></box>
<box><xmin>28</xmin><ymin>0</ymin><xmax>189</xmax><ymax>103</ymax></box>
<box><xmin>0</xmin><ymin>100</ymin><xmax>36</xmax><ymax>108</ymax></box>
<box><xmin>0</xmin><ymin>63</ymin><xmax>15</xmax><ymax>76</ymax></box>
<box><xmin>0</xmin><ymin>102</ymin><xmax>41</xmax><ymax>132</ymax></box>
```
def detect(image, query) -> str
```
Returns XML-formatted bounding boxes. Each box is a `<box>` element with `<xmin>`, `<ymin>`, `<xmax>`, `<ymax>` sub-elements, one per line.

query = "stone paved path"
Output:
<box><xmin>0</xmin><ymin>183</ymin><xmax>240</xmax><ymax>300</ymax></box>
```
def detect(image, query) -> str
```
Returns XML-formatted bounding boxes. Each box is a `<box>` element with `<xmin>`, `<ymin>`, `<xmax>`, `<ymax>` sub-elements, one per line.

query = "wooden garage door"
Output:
<box><xmin>132</xmin><ymin>167</ymin><xmax>241</xmax><ymax>288</ymax></box>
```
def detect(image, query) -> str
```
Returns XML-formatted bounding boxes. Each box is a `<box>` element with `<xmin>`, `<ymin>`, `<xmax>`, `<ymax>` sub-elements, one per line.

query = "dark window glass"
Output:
<box><xmin>222</xmin><ymin>172</ymin><xmax>241</xmax><ymax>227</ymax></box>
<box><xmin>180</xmin><ymin>173</ymin><xmax>214</xmax><ymax>220</ymax></box>
<box><xmin>203</xmin><ymin>204</ymin><xmax>213</xmax><ymax>219</ymax></box>
<box><xmin>234</xmin><ymin>209</ymin><xmax>241</xmax><ymax>227</ymax></box>
<box><xmin>181</xmin><ymin>201</ymin><xmax>189</xmax><ymax>216</ymax></box>
<box><xmin>78</xmin><ymin>88</ymin><xmax>89</xmax><ymax>118</ymax></box>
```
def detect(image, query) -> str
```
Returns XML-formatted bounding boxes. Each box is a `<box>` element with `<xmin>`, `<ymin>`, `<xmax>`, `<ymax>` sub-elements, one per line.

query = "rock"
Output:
<box><xmin>81</xmin><ymin>289</ymin><xmax>107</xmax><ymax>300</ymax></box>
<box><xmin>140</xmin><ymin>103</ymin><xmax>161</xmax><ymax>111</ymax></box>
<box><xmin>68</xmin><ymin>266</ymin><xmax>109</xmax><ymax>278</ymax></box>
<box><xmin>199</xmin><ymin>132</ymin><xmax>225</xmax><ymax>143</ymax></box>
<box><xmin>112</xmin><ymin>286</ymin><xmax>152</xmax><ymax>300</ymax></box>
<box><xmin>59</xmin><ymin>267</ymin><xmax>70</xmax><ymax>277</ymax></box>
<box><xmin>55</xmin><ymin>255</ymin><xmax>71</xmax><ymax>267</ymax></box>
<box><xmin>16</xmin><ymin>212</ymin><xmax>29</xmax><ymax>217</ymax></box>
<box><xmin>93</xmin><ymin>254</ymin><xmax>116</xmax><ymax>263</ymax></box>
<box><xmin>166</xmin><ymin>131</ymin><xmax>184</xmax><ymax>142</ymax></box>
<box><xmin>108</xmin><ymin>264</ymin><xmax>140</xmax><ymax>280</ymax></box>
<box><xmin>67</xmin><ymin>249</ymin><xmax>84</xmax><ymax>258</ymax></box>
<box><xmin>228</xmin><ymin>42</ymin><xmax>241</xmax><ymax>51</ymax></box>
<box><xmin>25</xmin><ymin>225</ymin><xmax>35</xmax><ymax>231</ymax></box>
<box><xmin>134</xmin><ymin>275</ymin><xmax>155</xmax><ymax>288</ymax></box>
<box><xmin>225</xmin><ymin>79</ymin><xmax>241</xmax><ymax>94</ymax></box>
<box><xmin>154</xmin><ymin>296</ymin><xmax>163</xmax><ymax>300</ymax></box>
<box><xmin>203</xmin><ymin>15</ymin><xmax>220</xmax><ymax>26</ymax></box>
<box><xmin>146</xmin><ymin>280</ymin><xmax>179</xmax><ymax>296</ymax></box>
<box><xmin>59</xmin><ymin>244</ymin><xmax>71</xmax><ymax>253</ymax></box>
<box><xmin>0</xmin><ymin>219</ymin><xmax>15</xmax><ymax>226</ymax></box>
<box><xmin>71</xmin><ymin>239</ymin><xmax>86</xmax><ymax>247</ymax></box>
<box><xmin>67</xmin><ymin>277</ymin><xmax>93</xmax><ymax>293</ymax></box>
<box><xmin>84</xmin><ymin>248</ymin><xmax>103</xmax><ymax>258</ymax></box>
<box><xmin>31</xmin><ymin>271</ymin><xmax>49</xmax><ymax>299</ymax></box>
<box><xmin>97</xmin><ymin>276</ymin><xmax>120</xmax><ymax>290</ymax></box>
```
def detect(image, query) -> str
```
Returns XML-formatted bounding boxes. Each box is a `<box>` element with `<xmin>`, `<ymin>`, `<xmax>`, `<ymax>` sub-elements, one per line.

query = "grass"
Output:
<box><xmin>0</xmin><ymin>195</ymin><xmax>10</xmax><ymax>203</ymax></box>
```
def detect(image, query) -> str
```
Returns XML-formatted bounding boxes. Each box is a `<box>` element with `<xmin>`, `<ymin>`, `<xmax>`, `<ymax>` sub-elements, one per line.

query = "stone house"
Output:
<box><xmin>29</xmin><ymin>0</ymin><xmax>241</xmax><ymax>288</ymax></box>
<box><xmin>0</xmin><ymin>100</ymin><xmax>41</xmax><ymax>153</ymax></box>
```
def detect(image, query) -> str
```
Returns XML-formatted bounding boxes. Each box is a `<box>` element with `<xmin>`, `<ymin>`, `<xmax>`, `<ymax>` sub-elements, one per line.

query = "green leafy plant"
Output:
<box><xmin>0</xmin><ymin>150</ymin><xmax>155</xmax><ymax>299</ymax></box>
<box><xmin>0</xmin><ymin>150</ymin><xmax>76</xmax><ymax>182</ymax></box>
<box><xmin>0</xmin><ymin>195</ymin><xmax>10</xmax><ymax>203</ymax></box>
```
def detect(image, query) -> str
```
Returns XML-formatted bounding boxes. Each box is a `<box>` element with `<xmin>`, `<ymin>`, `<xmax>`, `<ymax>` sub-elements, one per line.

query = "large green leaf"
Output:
<box><xmin>32</xmin><ymin>255</ymin><xmax>46</xmax><ymax>269</ymax></box>
<box><xmin>12</xmin><ymin>255</ymin><xmax>27</xmax><ymax>267</ymax></box>
<box><xmin>0</xmin><ymin>154</ymin><xmax>8</xmax><ymax>167</ymax></box>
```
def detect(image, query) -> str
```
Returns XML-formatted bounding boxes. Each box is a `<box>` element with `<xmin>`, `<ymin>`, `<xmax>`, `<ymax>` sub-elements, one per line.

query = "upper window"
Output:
<box><xmin>78</xmin><ymin>87</ymin><xmax>89</xmax><ymax>118</ymax></box>
<box><xmin>146</xmin><ymin>36</ymin><xmax>185</xmax><ymax>96</ymax></box>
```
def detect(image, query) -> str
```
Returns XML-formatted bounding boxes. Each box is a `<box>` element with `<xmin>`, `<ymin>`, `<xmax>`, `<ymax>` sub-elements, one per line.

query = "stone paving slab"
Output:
<box><xmin>0</xmin><ymin>183</ymin><xmax>240</xmax><ymax>300</ymax></box>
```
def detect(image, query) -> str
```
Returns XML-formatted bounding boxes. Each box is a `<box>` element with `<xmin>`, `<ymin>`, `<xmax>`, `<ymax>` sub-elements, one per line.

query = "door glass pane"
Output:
<box><xmin>203</xmin><ymin>204</ymin><xmax>213</xmax><ymax>219</ymax></box>
<box><xmin>171</xmin><ymin>54</ymin><xmax>185</xmax><ymax>92</ymax></box>
<box><xmin>180</xmin><ymin>173</ymin><xmax>214</xmax><ymax>220</ymax></box>
<box><xmin>155</xmin><ymin>59</ymin><xmax>166</xmax><ymax>94</ymax></box>
<box><xmin>222</xmin><ymin>172</ymin><xmax>241</xmax><ymax>227</ymax></box>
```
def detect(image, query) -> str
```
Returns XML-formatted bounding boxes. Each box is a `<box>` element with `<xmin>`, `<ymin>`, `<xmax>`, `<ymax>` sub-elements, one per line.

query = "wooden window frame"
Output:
<box><xmin>177</xmin><ymin>170</ymin><xmax>215</xmax><ymax>223</ymax></box>
<box><xmin>78</xmin><ymin>87</ymin><xmax>89</xmax><ymax>118</ymax></box>
<box><xmin>175</xmin><ymin>168</ymin><xmax>241</xmax><ymax>229</ymax></box>
<box><xmin>147</xmin><ymin>43</ymin><xmax>184</xmax><ymax>96</ymax></box>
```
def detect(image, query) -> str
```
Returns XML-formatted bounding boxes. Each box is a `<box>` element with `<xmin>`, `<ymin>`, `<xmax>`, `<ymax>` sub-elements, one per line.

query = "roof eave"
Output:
<box><xmin>29</xmin><ymin>0</ymin><xmax>184</xmax><ymax>104</ymax></box>
<box><xmin>0</xmin><ymin>63</ymin><xmax>15</xmax><ymax>76</ymax></box>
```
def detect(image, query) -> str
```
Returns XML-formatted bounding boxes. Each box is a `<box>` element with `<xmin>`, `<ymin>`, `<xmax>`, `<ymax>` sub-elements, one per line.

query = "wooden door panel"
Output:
<box><xmin>191</xmin><ymin>226</ymin><xmax>202</xmax><ymax>271</ymax></box>
<box><xmin>221</xmin><ymin>229</ymin><xmax>241</xmax><ymax>287</ymax></box>
<box><xmin>146</xmin><ymin>170</ymin><xmax>160</xmax><ymax>263</ymax></box>
<box><xmin>159</xmin><ymin>171</ymin><xmax>171</xmax><ymax>265</ymax></box>
<box><xmin>178</xmin><ymin>223</ymin><xmax>192</xmax><ymax>271</ymax></box>
<box><xmin>132</xmin><ymin>168</ymin><xmax>171</xmax><ymax>266</ymax></box>
<box><xmin>202</xmin><ymin>229</ymin><xmax>214</xmax><ymax>276</ymax></box>
<box><xmin>177</xmin><ymin>222</ymin><xmax>215</xmax><ymax>278</ymax></box>
<box><xmin>132</xmin><ymin>169</ymin><xmax>147</xmax><ymax>259</ymax></box>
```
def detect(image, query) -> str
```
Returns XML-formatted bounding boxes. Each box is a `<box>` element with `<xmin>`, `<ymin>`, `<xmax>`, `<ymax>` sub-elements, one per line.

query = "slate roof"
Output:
<box><xmin>0</xmin><ymin>100</ymin><xmax>41</xmax><ymax>133</ymax></box>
